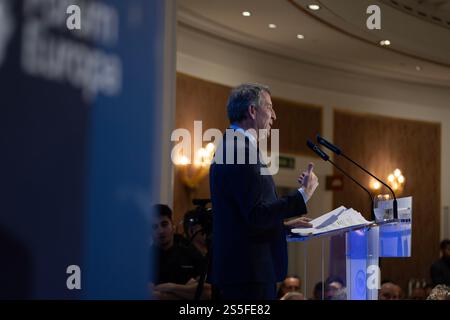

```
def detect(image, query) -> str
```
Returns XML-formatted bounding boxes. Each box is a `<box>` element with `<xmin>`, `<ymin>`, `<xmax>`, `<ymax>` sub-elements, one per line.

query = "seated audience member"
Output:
<box><xmin>426</xmin><ymin>284</ymin><xmax>450</xmax><ymax>300</ymax></box>
<box><xmin>277</xmin><ymin>275</ymin><xmax>301</xmax><ymax>299</ymax></box>
<box><xmin>325</xmin><ymin>276</ymin><xmax>346</xmax><ymax>300</ymax></box>
<box><xmin>378</xmin><ymin>281</ymin><xmax>402</xmax><ymax>300</ymax></box>
<box><xmin>430</xmin><ymin>239</ymin><xmax>450</xmax><ymax>286</ymax></box>
<box><xmin>150</xmin><ymin>204</ymin><xmax>211</xmax><ymax>300</ymax></box>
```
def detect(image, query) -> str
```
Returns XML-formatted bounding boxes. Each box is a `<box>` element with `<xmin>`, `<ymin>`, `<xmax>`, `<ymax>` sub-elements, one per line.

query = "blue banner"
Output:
<box><xmin>0</xmin><ymin>0</ymin><xmax>165</xmax><ymax>299</ymax></box>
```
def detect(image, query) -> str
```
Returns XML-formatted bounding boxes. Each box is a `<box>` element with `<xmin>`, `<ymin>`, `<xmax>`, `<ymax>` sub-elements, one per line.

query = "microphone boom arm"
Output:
<box><xmin>341</xmin><ymin>153</ymin><xmax>398</xmax><ymax>220</ymax></box>
<box><xmin>307</xmin><ymin>140</ymin><xmax>375</xmax><ymax>221</ymax></box>
<box><xmin>317</xmin><ymin>135</ymin><xmax>398</xmax><ymax>220</ymax></box>
<box><xmin>329</xmin><ymin>159</ymin><xmax>375</xmax><ymax>221</ymax></box>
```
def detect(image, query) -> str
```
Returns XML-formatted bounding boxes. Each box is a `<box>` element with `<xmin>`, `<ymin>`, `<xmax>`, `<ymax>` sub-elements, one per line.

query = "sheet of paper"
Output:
<box><xmin>291</xmin><ymin>206</ymin><xmax>371</xmax><ymax>236</ymax></box>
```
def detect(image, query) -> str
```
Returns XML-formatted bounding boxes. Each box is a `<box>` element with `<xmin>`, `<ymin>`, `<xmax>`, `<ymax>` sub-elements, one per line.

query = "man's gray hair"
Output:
<box><xmin>227</xmin><ymin>83</ymin><xmax>271</xmax><ymax>123</ymax></box>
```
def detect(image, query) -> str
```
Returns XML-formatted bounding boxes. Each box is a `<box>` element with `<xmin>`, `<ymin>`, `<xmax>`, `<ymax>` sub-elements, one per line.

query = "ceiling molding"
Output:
<box><xmin>288</xmin><ymin>0</ymin><xmax>450</xmax><ymax>70</ymax></box>
<box><xmin>379</xmin><ymin>0</ymin><xmax>450</xmax><ymax>30</ymax></box>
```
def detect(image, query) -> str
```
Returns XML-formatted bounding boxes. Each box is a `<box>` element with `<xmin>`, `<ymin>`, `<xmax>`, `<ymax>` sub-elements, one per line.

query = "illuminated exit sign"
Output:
<box><xmin>279</xmin><ymin>156</ymin><xmax>295</xmax><ymax>169</ymax></box>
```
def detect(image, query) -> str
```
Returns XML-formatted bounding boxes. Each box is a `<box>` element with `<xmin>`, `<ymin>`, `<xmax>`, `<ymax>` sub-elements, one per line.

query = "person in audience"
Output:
<box><xmin>426</xmin><ymin>284</ymin><xmax>450</xmax><ymax>300</ymax></box>
<box><xmin>430</xmin><ymin>239</ymin><xmax>450</xmax><ymax>286</ymax></box>
<box><xmin>324</xmin><ymin>276</ymin><xmax>346</xmax><ymax>300</ymax></box>
<box><xmin>150</xmin><ymin>204</ymin><xmax>211</xmax><ymax>300</ymax></box>
<box><xmin>277</xmin><ymin>275</ymin><xmax>301</xmax><ymax>299</ymax></box>
<box><xmin>378</xmin><ymin>281</ymin><xmax>402</xmax><ymax>300</ymax></box>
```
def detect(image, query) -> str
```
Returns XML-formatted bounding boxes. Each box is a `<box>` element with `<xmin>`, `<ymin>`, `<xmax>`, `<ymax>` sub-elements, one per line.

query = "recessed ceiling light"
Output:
<box><xmin>268</xmin><ymin>23</ymin><xmax>277</xmax><ymax>29</ymax></box>
<box><xmin>380</xmin><ymin>40</ymin><xmax>391</xmax><ymax>46</ymax></box>
<box><xmin>242</xmin><ymin>11</ymin><xmax>251</xmax><ymax>17</ymax></box>
<box><xmin>297</xmin><ymin>34</ymin><xmax>305</xmax><ymax>39</ymax></box>
<box><xmin>308</xmin><ymin>4</ymin><xmax>321</xmax><ymax>11</ymax></box>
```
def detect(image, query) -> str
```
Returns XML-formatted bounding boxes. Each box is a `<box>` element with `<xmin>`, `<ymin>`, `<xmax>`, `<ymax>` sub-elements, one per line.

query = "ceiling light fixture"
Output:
<box><xmin>268</xmin><ymin>23</ymin><xmax>277</xmax><ymax>29</ymax></box>
<box><xmin>297</xmin><ymin>34</ymin><xmax>305</xmax><ymax>39</ymax></box>
<box><xmin>380</xmin><ymin>40</ymin><xmax>391</xmax><ymax>46</ymax></box>
<box><xmin>242</xmin><ymin>11</ymin><xmax>251</xmax><ymax>17</ymax></box>
<box><xmin>415</xmin><ymin>66</ymin><xmax>422</xmax><ymax>71</ymax></box>
<box><xmin>308</xmin><ymin>4</ymin><xmax>321</xmax><ymax>11</ymax></box>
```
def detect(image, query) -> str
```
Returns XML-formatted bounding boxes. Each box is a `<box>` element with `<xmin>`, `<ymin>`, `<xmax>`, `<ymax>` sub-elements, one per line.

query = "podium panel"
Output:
<box><xmin>346</xmin><ymin>226</ymin><xmax>380</xmax><ymax>300</ymax></box>
<box><xmin>288</xmin><ymin>198</ymin><xmax>412</xmax><ymax>300</ymax></box>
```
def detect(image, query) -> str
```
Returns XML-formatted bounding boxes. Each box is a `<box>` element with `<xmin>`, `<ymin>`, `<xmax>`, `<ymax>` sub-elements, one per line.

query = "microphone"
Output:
<box><xmin>317</xmin><ymin>135</ymin><xmax>341</xmax><ymax>155</ymax></box>
<box><xmin>316</xmin><ymin>134</ymin><xmax>398</xmax><ymax>220</ymax></box>
<box><xmin>307</xmin><ymin>140</ymin><xmax>329</xmax><ymax>161</ymax></box>
<box><xmin>306</xmin><ymin>140</ymin><xmax>375</xmax><ymax>221</ymax></box>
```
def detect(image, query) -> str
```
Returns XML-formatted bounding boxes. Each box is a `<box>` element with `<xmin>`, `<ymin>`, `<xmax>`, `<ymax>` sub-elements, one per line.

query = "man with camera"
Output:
<box><xmin>150</xmin><ymin>204</ymin><xmax>211</xmax><ymax>300</ymax></box>
<box><xmin>183</xmin><ymin>208</ymin><xmax>209</xmax><ymax>257</ymax></box>
<box><xmin>209</xmin><ymin>83</ymin><xmax>319</xmax><ymax>300</ymax></box>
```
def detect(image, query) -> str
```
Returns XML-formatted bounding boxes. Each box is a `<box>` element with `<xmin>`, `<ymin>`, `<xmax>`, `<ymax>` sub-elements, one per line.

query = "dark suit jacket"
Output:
<box><xmin>210</xmin><ymin>130</ymin><xmax>307</xmax><ymax>286</ymax></box>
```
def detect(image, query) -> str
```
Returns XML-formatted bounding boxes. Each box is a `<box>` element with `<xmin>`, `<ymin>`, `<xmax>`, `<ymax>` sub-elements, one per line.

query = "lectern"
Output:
<box><xmin>287</xmin><ymin>197</ymin><xmax>412</xmax><ymax>300</ymax></box>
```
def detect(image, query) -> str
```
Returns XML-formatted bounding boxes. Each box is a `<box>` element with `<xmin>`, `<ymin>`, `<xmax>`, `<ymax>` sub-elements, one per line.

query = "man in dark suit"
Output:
<box><xmin>210</xmin><ymin>83</ymin><xmax>319</xmax><ymax>300</ymax></box>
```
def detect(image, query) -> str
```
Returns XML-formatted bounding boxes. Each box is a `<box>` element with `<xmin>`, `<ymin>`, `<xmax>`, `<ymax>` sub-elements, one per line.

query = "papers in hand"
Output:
<box><xmin>291</xmin><ymin>206</ymin><xmax>372</xmax><ymax>237</ymax></box>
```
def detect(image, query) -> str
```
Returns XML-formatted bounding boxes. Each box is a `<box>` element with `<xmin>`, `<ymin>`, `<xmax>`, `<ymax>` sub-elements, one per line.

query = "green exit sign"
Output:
<box><xmin>279</xmin><ymin>156</ymin><xmax>295</xmax><ymax>169</ymax></box>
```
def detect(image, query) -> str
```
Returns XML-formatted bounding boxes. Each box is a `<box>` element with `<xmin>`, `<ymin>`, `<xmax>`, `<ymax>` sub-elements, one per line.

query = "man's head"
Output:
<box><xmin>283</xmin><ymin>276</ymin><xmax>301</xmax><ymax>292</ymax></box>
<box><xmin>277</xmin><ymin>275</ymin><xmax>301</xmax><ymax>298</ymax></box>
<box><xmin>227</xmin><ymin>83</ymin><xmax>276</xmax><ymax>139</ymax></box>
<box><xmin>324</xmin><ymin>276</ymin><xmax>345</xmax><ymax>300</ymax></box>
<box><xmin>152</xmin><ymin>204</ymin><xmax>175</xmax><ymax>250</ymax></box>
<box><xmin>379</xmin><ymin>281</ymin><xmax>402</xmax><ymax>300</ymax></box>
<box><xmin>440</xmin><ymin>239</ymin><xmax>450</xmax><ymax>262</ymax></box>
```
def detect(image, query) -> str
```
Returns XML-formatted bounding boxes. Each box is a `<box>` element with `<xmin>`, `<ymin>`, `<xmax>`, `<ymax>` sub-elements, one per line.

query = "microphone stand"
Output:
<box><xmin>317</xmin><ymin>135</ymin><xmax>398</xmax><ymax>220</ymax></box>
<box><xmin>339</xmin><ymin>153</ymin><xmax>398</xmax><ymax>220</ymax></box>
<box><xmin>307</xmin><ymin>140</ymin><xmax>376</xmax><ymax>221</ymax></box>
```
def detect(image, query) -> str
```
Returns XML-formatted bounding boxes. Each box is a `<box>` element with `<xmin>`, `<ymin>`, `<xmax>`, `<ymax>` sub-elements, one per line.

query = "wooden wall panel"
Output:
<box><xmin>173</xmin><ymin>73</ymin><xmax>322</xmax><ymax>227</ymax></box>
<box><xmin>333</xmin><ymin>109</ymin><xmax>441</xmax><ymax>293</ymax></box>
<box><xmin>173</xmin><ymin>74</ymin><xmax>229</xmax><ymax>228</ymax></box>
<box><xmin>175</xmin><ymin>74</ymin><xmax>230</xmax><ymax>140</ymax></box>
<box><xmin>271</xmin><ymin>97</ymin><xmax>322</xmax><ymax>155</ymax></box>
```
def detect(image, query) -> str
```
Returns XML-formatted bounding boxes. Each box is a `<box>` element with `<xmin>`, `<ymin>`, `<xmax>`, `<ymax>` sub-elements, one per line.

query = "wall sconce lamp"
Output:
<box><xmin>387</xmin><ymin>168</ymin><xmax>405</xmax><ymax>193</ymax></box>
<box><xmin>173</xmin><ymin>143</ymin><xmax>215</xmax><ymax>189</ymax></box>
<box><xmin>370</xmin><ymin>168</ymin><xmax>405</xmax><ymax>194</ymax></box>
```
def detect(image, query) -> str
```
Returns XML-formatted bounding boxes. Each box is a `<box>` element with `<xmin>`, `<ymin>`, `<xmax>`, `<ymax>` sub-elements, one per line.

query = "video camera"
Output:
<box><xmin>183</xmin><ymin>199</ymin><xmax>213</xmax><ymax>239</ymax></box>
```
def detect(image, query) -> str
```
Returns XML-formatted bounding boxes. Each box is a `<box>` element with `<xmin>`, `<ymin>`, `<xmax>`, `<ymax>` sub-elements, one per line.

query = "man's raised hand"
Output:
<box><xmin>298</xmin><ymin>162</ymin><xmax>319</xmax><ymax>200</ymax></box>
